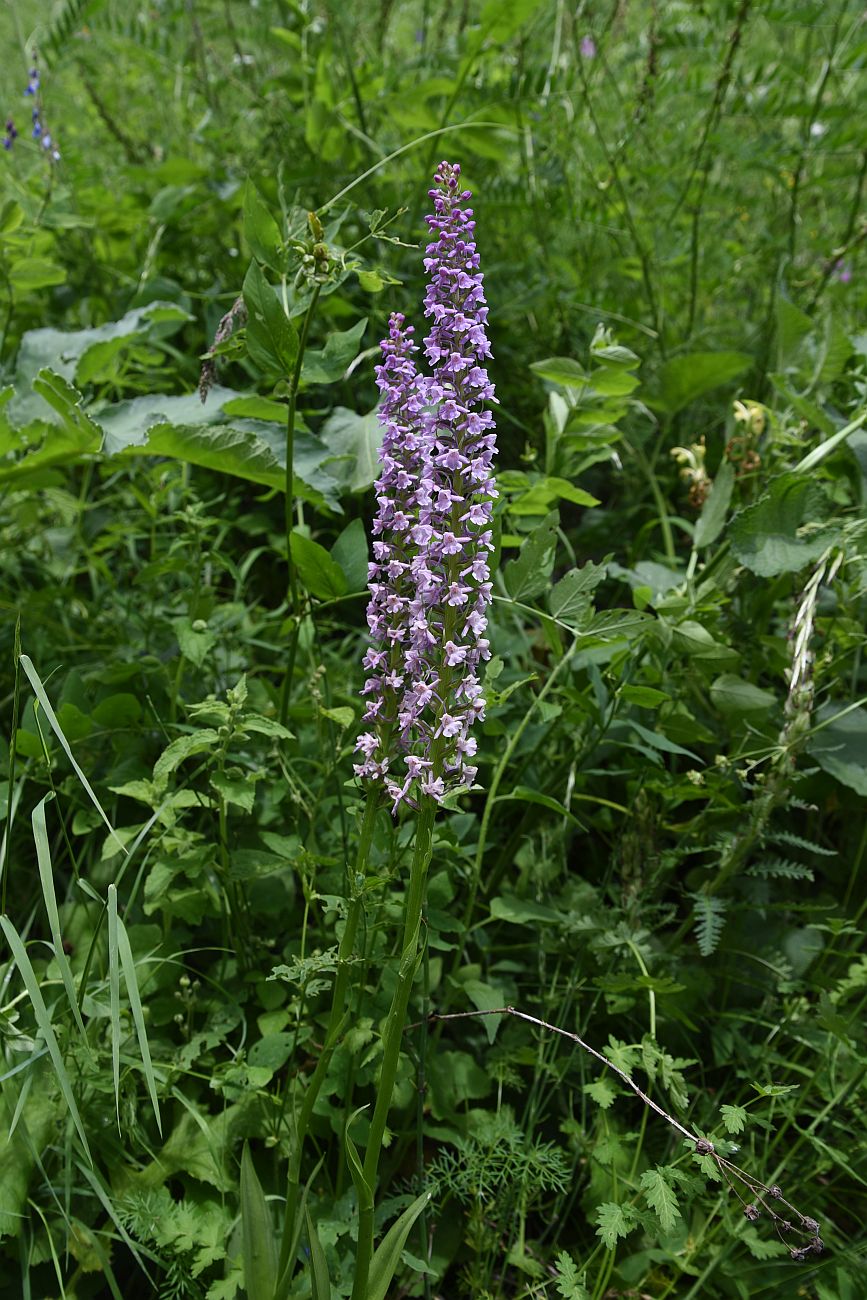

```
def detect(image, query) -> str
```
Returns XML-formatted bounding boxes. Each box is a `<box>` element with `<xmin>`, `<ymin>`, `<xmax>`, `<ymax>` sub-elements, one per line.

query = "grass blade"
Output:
<box><xmin>241</xmin><ymin>1143</ymin><xmax>278</xmax><ymax>1300</ymax></box>
<box><xmin>106</xmin><ymin>885</ymin><xmax>121</xmax><ymax>1130</ymax></box>
<box><xmin>18</xmin><ymin>655</ymin><xmax>127</xmax><ymax>857</ymax></box>
<box><xmin>32</xmin><ymin>796</ymin><xmax>87</xmax><ymax>1040</ymax></box>
<box><xmin>305</xmin><ymin>1206</ymin><xmax>332</xmax><ymax>1300</ymax></box>
<box><xmin>114</xmin><ymin>890</ymin><xmax>162</xmax><ymax>1135</ymax></box>
<box><xmin>0</xmin><ymin>914</ymin><xmax>92</xmax><ymax>1165</ymax></box>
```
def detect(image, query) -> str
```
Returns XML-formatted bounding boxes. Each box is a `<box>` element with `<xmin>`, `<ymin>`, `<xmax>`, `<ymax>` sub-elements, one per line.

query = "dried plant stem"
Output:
<box><xmin>422</xmin><ymin>1006</ymin><xmax>822</xmax><ymax>1258</ymax></box>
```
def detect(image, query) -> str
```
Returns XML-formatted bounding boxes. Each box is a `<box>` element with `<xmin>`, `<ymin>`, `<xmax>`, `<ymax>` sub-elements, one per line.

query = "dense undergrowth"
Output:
<box><xmin>1</xmin><ymin>1</ymin><xmax>866</xmax><ymax>1297</ymax></box>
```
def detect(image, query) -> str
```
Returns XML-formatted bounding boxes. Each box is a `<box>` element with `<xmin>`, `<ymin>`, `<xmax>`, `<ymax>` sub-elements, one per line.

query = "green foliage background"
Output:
<box><xmin>1</xmin><ymin>1</ymin><xmax>866</xmax><ymax>1297</ymax></box>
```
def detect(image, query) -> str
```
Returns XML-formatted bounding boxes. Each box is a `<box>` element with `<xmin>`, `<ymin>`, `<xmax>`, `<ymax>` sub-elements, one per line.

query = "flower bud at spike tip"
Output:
<box><xmin>355</xmin><ymin>162</ymin><xmax>498</xmax><ymax>812</ymax></box>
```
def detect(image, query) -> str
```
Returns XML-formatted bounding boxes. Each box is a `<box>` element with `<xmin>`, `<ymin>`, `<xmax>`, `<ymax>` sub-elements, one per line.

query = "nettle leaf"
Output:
<box><xmin>243</xmin><ymin>259</ymin><xmax>299</xmax><ymax>375</ymax></box>
<box><xmin>504</xmin><ymin>511</ymin><xmax>558</xmax><ymax>601</ymax></box>
<box><xmin>720</xmin><ymin>1103</ymin><xmax>748</xmax><ymax>1134</ymax></box>
<box><xmin>595</xmin><ymin>1201</ymin><xmax>634</xmax><ymax>1250</ymax></box>
<box><xmin>729</xmin><ymin>473</ymin><xmax>835</xmax><ymax>577</ymax></box>
<box><xmin>639</xmin><ymin>1167</ymin><xmax>681</xmax><ymax>1234</ymax></box>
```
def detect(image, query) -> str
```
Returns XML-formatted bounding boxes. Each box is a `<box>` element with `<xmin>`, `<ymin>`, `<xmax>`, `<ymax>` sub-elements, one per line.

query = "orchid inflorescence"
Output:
<box><xmin>355</xmin><ymin>161</ymin><xmax>498</xmax><ymax>812</ymax></box>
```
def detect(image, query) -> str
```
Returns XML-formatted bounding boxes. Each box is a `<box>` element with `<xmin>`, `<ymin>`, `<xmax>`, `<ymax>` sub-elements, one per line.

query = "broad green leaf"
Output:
<box><xmin>710</xmin><ymin>674</ymin><xmax>778</xmax><ymax>717</ymax></box>
<box><xmin>595</xmin><ymin>1201</ymin><xmax>632</xmax><ymax>1249</ymax></box>
<box><xmin>302</xmin><ymin>319</ymin><xmax>367</xmax><ymax>385</ymax></box>
<box><xmin>461</xmin><ymin>978</ymin><xmax>504</xmax><ymax>1044</ymax></box>
<box><xmin>153</xmin><ymin>729</ymin><xmax>220</xmax><ymax>788</ymax></box>
<box><xmin>243</xmin><ymin>180</ymin><xmax>283</xmax><ymax>272</ymax></box>
<box><xmin>504</xmin><ymin>511</ymin><xmax>558</xmax><ymax>601</ymax></box>
<box><xmin>639</xmin><ymin>1167</ymin><xmax>681</xmax><ymax>1233</ymax></box>
<box><xmin>319</xmin><ymin>405</ymin><xmax>383</xmax><ymax>492</ymax></box>
<box><xmin>651</xmin><ymin>351</ymin><xmax>752</xmax><ymax>416</ymax></box>
<box><xmin>331</xmin><ymin>517</ymin><xmax>369</xmax><ymax>591</ymax></box>
<box><xmin>241</xmin><ymin>1145</ymin><xmax>278</xmax><ymax>1300</ymax></box>
<box><xmin>530</xmin><ymin>356</ymin><xmax>587</xmax><ymax>386</ymax></box>
<box><xmin>291</xmin><ymin>531</ymin><xmax>347</xmax><ymax>601</ymax></box>
<box><xmin>693</xmin><ymin>460</ymin><xmax>735</xmax><ymax>548</ymax></box>
<box><xmin>367</xmin><ymin>1190</ymin><xmax>432</xmax><ymax>1300</ymax></box>
<box><xmin>729</xmin><ymin>474</ymin><xmax>834</xmax><ymax>577</ymax></box>
<box><xmin>243</xmin><ymin>260</ymin><xmax>299</xmax><ymax>375</ymax></box>
<box><xmin>808</xmin><ymin>703</ymin><xmax>867</xmax><ymax>795</ymax></box>
<box><xmin>9</xmin><ymin>257</ymin><xmax>67</xmax><ymax>291</ymax></box>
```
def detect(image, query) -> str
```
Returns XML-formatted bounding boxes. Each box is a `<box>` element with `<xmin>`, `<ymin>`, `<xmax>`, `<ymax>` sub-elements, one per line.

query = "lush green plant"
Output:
<box><xmin>1</xmin><ymin>2</ymin><xmax>866</xmax><ymax>1298</ymax></box>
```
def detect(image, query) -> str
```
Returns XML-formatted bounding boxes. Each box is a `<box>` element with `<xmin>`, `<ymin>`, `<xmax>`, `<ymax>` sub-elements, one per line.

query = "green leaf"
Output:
<box><xmin>243</xmin><ymin>180</ymin><xmax>283</xmax><ymax>272</ymax></box>
<box><xmin>584</xmin><ymin>1076</ymin><xmax>618</xmax><ymax>1110</ymax></box>
<box><xmin>305</xmin><ymin>1208</ymin><xmax>331</xmax><ymax>1300</ymax></box>
<box><xmin>173</xmin><ymin>616</ymin><xmax>218</xmax><ymax>668</ymax></box>
<box><xmin>153</xmin><ymin>729</ymin><xmax>220</xmax><ymax>788</ymax></box>
<box><xmin>241</xmin><ymin>1145</ymin><xmax>278</xmax><ymax>1300</ymax></box>
<box><xmin>331</xmin><ymin>517</ymin><xmax>369</xmax><ymax>592</ymax></box>
<box><xmin>107</xmin><ymin>885</ymin><xmax>122</xmax><ymax>1130</ymax></box>
<box><xmin>554</xmin><ymin>1251</ymin><xmax>590</xmax><ymax>1299</ymax></box>
<box><xmin>496</xmin><ymin>785</ymin><xmax>584</xmax><ymax>827</ymax></box>
<box><xmin>19</xmin><ymin>655</ymin><xmax>127</xmax><ymax>856</ymax></box>
<box><xmin>530</xmin><ymin>356</ymin><xmax>587</xmax><ymax>386</ymax></box>
<box><xmin>31</xmin><ymin>796</ymin><xmax>87</xmax><ymax>1040</ymax></box>
<box><xmin>639</xmin><ymin>1167</ymin><xmax>681</xmax><ymax>1234</ymax></box>
<box><xmin>367</xmin><ymin>1190</ymin><xmax>432</xmax><ymax>1300</ymax></box>
<box><xmin>504</xmin><ymin>511</ymin><xmax>558</xmax><ymax>601</ymax></box>
<box><xmin>319</xmin><ymin>405</ymin><xmax>383</xmax><ymax>493</ymax></box>
<box><xmin>549</xmin><ymin>559</ymin><xmax>607</xmax><ymax>625</ymax></box>
<box><xmin>595</xmin><ymin>1201</ymin><xmax>632</xmax><ymax>1250</ymax></box>
<box><xmin>32</xmin><ymin>370</ymin><xmax>102</xmax><ymax>444</ymax></box>
<box><xmin>114</xmin><ymin>893</ymin><xmax>162</xmax><ymax>1133</ymax></box>
<box><xmin>489</xmin><ymin>895</ymin><xmax>561</xmax><ymax>925</ymax></box>
<box><xmin>729</xmin><ymin>473</ymin><xmax>834</xmax><ymax>577</ymax></box>
<box><xmin>720</xmin><ymin>1103</ymin><xmax>748</xmax><ymax>1134</ymax></box>
<box><xmin>481</xmin><ymin>0</ymin><xmax>545</xmax><ymax>41</ymax></box>
<box><xmin>243</xmin><ymin>260</ymin><xmax>299</xmax><ymax>374</ymax></box>
<box><xmin>693</xmin><ymin>461</ymin><xmax>735</xmax><ymax>548</ymax></box>
<box><xmin>710</xmin><ymin>674</ymin><xmax>778</xmax><ymax>717</ymax></box>
<box><xmin>302</xmin><ymin>319</ymin><xmax>367</xmax><ymax>385</ymax></box>
<box><xmin>793</xmin><ymin>409</ymin><xmax>867</xmax><ymax>474</ymax></box>
<box><xmin>9</xmin><ymin>257</ymin><xmax>67</xmax><ymax>291</ymax></box>
<box><xmin>0</xmin><ymin>915</ymin><xmax>92</xmax><ymax>1165</ymax></box>
<box><xmin>651</xmin><ymin>352</ymin><xmax>752</xmax><ymax>415</ymax></box>
<box><xmin>291</xmin><ymin>531</ymin><xmax>347</xmax><ymax>600</ymax></box>
<box><xmin>808</xmin><ymin>703</ymin><xmax>867</xmax><ymax>795</ymax></box>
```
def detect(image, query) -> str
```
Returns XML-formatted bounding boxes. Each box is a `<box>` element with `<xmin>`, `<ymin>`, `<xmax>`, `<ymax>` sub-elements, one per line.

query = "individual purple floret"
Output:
<box><xmin>355</xmin><ymin>162</ymin><xmax>498</xmax><ymax>811</ymax></box>
<box><xmin>3</xmin><ymin>119</ymin><xmax>17</xmax><ymax>150</ymax></box>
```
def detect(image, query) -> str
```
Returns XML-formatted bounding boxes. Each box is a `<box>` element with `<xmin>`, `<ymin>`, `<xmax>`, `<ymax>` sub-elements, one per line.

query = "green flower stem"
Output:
<box><xmin>351</xmin><ymin>797</ymin><xmax>437</xmax><ymax>1300</ymax></box>
<box><xmin>280</xmin><ymin>284</ymin><xmax>321</xmax><ymax>727</ymax></box>
<box><xmin>280</xmin><ymin>791</ymin><xmax>379</xmax><ymax>1268</ymax></box>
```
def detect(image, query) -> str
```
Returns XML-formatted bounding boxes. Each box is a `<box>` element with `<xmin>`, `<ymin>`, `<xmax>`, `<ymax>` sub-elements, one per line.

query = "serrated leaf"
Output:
<box><xmin>639</xmin><ymin>1167</ymin><xmax>681</xmax><ymax>1234</ymax></box>
<box><xmin>243</xmin><ymin>260</ymin><xmax>299</xmax><ymax>374</ymax></box>
<box><xmin>720</xmin><ymin>1104</ymin><xmax>748</xmax><ymax>1134</ymax></box>
<box><xmin>504</xmin><ymin>511</ymin><xmax>558</xmax><ymax>601</ymax></box>
<box><xmin>651</xmin><ymin>351</ymin><xmax>752</xmax><ymax>415</ymax></box>
<box><xmin>584</xmin><ymin>1076</ymin><xmax>618</xmax><ymax>1109</ymax></box>
<box><xmin>595</xmin><ymin>1201</ymin><xmax>632</xmax><ymax>1249</ymax></box>
<box><xmin>730</xmin><ymin>473</ymin><xmax>834</xmax><ymax>577</ymax></box>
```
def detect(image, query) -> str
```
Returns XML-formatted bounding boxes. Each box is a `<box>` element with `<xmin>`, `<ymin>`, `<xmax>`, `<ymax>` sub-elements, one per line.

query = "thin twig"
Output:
<box><xmin>417</xmin><ymin>1005</ymin><xmax>824</xmax><ymax>1259</ymax></box>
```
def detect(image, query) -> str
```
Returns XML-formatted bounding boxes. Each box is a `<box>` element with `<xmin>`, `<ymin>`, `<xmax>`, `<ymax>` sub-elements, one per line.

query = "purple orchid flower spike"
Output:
<box><xmin>355</xmin><ymin>162</ymin><xmax>498</xmax><ymax>813</ymax></box>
